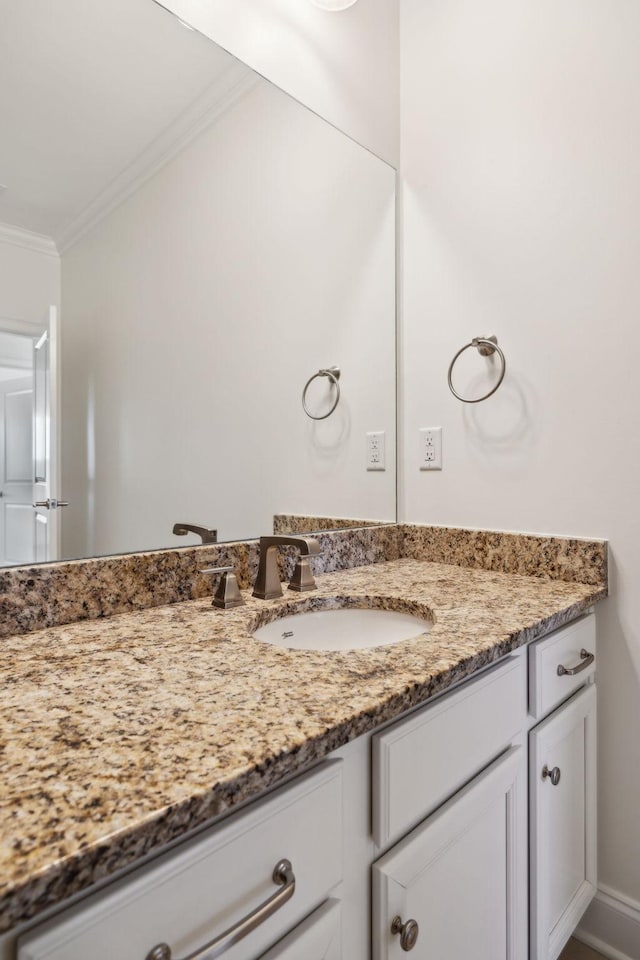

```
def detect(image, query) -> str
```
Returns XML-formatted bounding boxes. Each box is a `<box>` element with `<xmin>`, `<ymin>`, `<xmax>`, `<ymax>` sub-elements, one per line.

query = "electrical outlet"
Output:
<box><xmin>366</xmin><ymin>431</ymin><xmax>386</xmax><ymax>471</ymax></box>
<box><xmin>419</xmin><ymin>427</ymin><xmax>442</xmax><ymax>470</ymax></box>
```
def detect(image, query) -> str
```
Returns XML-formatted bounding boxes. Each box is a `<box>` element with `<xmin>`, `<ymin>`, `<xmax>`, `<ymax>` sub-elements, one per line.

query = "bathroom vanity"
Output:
<box><xmin>0</xmin><ymin>0</ymin><xmax>613</xmax><ymax>955</ymax></box>
<box><xmin>0</xmin><ymin>551</ymin><xmax>603</xmax><ymax>960</ymax></box>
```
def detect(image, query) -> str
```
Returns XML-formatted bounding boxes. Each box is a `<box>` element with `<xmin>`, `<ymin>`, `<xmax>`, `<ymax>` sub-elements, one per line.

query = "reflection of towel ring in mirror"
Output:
<box><xmin>302</xmin><ymin>366</ymin><xmax>341</xmax><ymax>420</ymax></box>
<box><xmin>447</xmin><ymin>336</ymin><xmax>506</xmax><ymax>403</ymax></box>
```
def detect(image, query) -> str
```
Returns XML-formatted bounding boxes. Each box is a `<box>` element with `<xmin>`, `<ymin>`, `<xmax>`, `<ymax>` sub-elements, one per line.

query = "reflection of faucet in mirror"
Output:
<box><xmin>172</xmin><ymin>523</ymin><xmax>218</xmax><ymax>545</ymax></box>
<box><xmin>253</xmin><ymin>536</ymin><xmax>322</xmax><ymax>600</ymax></box>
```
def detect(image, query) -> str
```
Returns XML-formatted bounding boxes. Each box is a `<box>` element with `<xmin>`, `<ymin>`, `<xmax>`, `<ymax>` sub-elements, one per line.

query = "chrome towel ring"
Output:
<box><xmin>302</xmin><ymin>366</ymin><xmax>341</xmax><ymax>420</ymax></box>
<box><xmin>447</xmin><ymin>336</ymin><xmax>506</xmax><ymax>403</ymax></box>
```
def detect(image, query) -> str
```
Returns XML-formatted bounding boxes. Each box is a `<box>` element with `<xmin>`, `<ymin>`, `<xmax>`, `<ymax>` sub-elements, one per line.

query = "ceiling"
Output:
<box><xmin>0</xmin><ymin>0</ymin><xmax>245</xmax><ymax>243</ymax></box>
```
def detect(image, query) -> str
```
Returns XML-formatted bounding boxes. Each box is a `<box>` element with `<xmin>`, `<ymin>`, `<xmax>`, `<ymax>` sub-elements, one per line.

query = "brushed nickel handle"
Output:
<box><xmin>557</xmin><ymin>649</ymin><xmax>594</xmax><ymax>676</ymax></box>
<box><xmin>145</xmin><ymin>859</ymin><xmax>295</xmax><ymax>960</ymax></box>
<box><xmin>199</xmin><ymin>567</ymin><xmax>244</xmax><ymax>610</ymax></box>
<box><xmin>391</xmin><ymin>916</ymin><xmax>419</xmax><ymax>951</ymax></box>
<box><xmin>32</xmin><ymin>498</ymin><xmax>69</xmax><ymax>509</ymax></box>
<box><xmin>542</xmin><ymin>765</ymin><xmax>561</xmax><ymax>786</ymax></box>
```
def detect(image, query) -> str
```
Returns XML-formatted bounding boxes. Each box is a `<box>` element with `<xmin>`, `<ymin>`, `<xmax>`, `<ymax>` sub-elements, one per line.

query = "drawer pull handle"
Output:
<box><xmin>145</xmin><ymin>859</ymin><xmax>295</xmax><ymax>960</ymax></box>
<box><xmin>542</xmin><ymin>765</ymin><xmax>561</xmax><ymax>786</ymax></box>
<box><xmin>391</xmin><ymin>916</ymin><xmax>420</xmax><ymax>951</ymax></box>
<box><xmin>557</xmin><ymin>649</ymin><xmax>594</xmax><ymax>677</ymax></box>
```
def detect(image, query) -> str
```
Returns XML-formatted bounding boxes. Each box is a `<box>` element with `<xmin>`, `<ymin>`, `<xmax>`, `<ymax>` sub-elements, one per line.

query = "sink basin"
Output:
<box><xmin>252</xmin><ymin>602</ymin><xmax>432</xmax><ymax>651</ymax></box>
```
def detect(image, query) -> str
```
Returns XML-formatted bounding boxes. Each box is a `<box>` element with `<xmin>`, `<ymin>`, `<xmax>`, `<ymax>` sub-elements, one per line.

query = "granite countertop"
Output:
<box><xmin>0</xmin><ymin>558</ymin><xmax>606</xmax><ymax>934</ymax></box>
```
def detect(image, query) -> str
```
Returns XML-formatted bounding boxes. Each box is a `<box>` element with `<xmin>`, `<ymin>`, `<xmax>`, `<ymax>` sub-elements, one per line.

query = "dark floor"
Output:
<box><xmin>560</xmin><ymin>938</ymin><xmax>608</xmax><ymax>960</ymax></box>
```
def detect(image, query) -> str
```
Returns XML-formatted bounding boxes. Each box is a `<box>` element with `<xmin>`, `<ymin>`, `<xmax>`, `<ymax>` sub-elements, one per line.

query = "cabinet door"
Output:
<box><xmin>372</xmin><ymin>746</ymin><xmax>527</xmax><ymax>960</ymax></box>
<box><xmin>530</xmin><ymin>684</ymin><xmax>597</xmax><ymax>960</ymax></box>
<box><xmin>259</xmin><ymin>900</ymin><xmax>341</xmax><ymax>959</ymax></box>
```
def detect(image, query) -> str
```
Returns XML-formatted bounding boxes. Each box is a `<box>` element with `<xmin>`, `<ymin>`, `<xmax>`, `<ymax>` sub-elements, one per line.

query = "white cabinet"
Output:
<box><xmin>370</xmin><ymin>654</ymin><xmax>527</xmax><ymax>960</ymax></box>
<box><xmin>12</xmin><ymin>612</ymin><xmax>598</xmax><ymax>960</ymax></box>
<box><xmin>529</xmin><ymin>684</ymin><xmax>597</xmax><ymax>960</ymax></box>
<box><xmin>18</xmin><ymin>763</ymin><xmax>343</xmax><ymax>960</ymax></box>
<box><xmin>372</xmin><ymin>656</ymin><xmax>524</xmax><ymax>849</ymax></box>
<box><xmin>260</xmin><ymin>900</ymin><xmax>341</xmax><ymax>959</ymax></box>
<box><xmin>528</xmin><ymin>614</ymin><xmax>596</xmax><ymax>720</ymax></box>
<box><xmin>372</xmin><ymin>747</ymin><xmax>527</xmax><ymax>960</ymax></box>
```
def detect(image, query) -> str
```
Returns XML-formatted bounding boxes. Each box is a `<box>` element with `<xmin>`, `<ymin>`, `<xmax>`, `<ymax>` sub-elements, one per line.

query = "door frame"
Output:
<box><xmin>0</xmin><ymin>312</ymin><xmax>61</xmax><ymax>563</ymax></box>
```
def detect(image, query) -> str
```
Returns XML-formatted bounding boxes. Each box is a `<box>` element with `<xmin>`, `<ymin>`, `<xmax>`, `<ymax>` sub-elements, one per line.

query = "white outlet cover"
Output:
<box><xmin>367</xmin><ymin>431</ymin><xmax>386</xmax><ymax>471</ymax></box>
<box><xmin>419</xmin><ymin>427</ymin><xmax>442</xmax><ymax>470</ymax></box>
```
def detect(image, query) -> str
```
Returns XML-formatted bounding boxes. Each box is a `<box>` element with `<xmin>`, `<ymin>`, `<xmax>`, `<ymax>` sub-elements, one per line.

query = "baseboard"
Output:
<box><xmin>575</xmin><ymin>884</ymin><xmax>640</xmax><ymax>960</ymax></box>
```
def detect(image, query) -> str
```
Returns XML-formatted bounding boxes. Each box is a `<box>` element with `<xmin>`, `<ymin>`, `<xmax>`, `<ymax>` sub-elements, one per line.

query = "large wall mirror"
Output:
<box><xmin>0</xmin><ymin>0</ymin><xmax>396</xmax><ymax>568</ymax></box>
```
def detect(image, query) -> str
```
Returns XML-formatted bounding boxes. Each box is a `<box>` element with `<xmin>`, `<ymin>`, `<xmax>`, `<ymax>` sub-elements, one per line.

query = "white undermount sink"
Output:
<box><xmin>252</xmin><ymin>603</ymin><xmax>432</xmax><ymax>651</ymax></box>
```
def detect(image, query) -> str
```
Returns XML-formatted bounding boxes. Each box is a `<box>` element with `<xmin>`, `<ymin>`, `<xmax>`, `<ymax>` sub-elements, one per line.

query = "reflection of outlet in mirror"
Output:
<box><xmin>366</xmin><ymin>431</ymin><xmax>386</xmax><ymax>471</ymax></box>
<box><xmin>419</xmin><ymin>427</ymin><xmax>442</xmax><ymax>470</ymax></box>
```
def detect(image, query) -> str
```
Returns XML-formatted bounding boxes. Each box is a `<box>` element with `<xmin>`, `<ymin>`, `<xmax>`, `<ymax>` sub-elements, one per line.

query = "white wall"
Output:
<box><xmin>161</xmin><ymin>0</ymin><xmax>399</xmax><ymax>166</ymax></box>
<box><xmin>0</xmin><ymin>235</ymin><xmax>60</xmax><ymax>324</ymax></box>
<box><xmin>401</xmin><ymin>0</ymin><xmax>640</xmax><ymax>924</ymax></box>
<box><xmin>61</xmin><ymin>79</ymin><xmax>395</xmax><ymax>558</ymax></box>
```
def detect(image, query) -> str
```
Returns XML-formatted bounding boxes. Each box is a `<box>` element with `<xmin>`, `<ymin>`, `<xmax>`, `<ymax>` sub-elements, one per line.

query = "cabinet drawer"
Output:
<box><xmin>528</xmin><ymin>614</ymin><xmax>596</xmax><ymax>720</ymax></box>
<box><xmin>260</xmin><ymin>899</ymin><xmax>341</xmax><ymax>959</ymax></box>
<box><xmin>18</xmin><ymin>762</ymin><xmax>343</xmax><ymax>960</ymax></box>
<box><xmin>372</xmin><ymin>655</ymin><xmax>524</xmax><ymax>848</ymax></box>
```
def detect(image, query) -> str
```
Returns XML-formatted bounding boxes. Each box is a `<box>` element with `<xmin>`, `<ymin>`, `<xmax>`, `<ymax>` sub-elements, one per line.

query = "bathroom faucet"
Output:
<box><xmin>172</xmin><ymin>523</ymin><xmax>218</xmax><ymax>544</ymax></box>
<box><xmin>253</xmin><ymin>535</ymin><xmax>321</xmax><ymax>600</ymax></box>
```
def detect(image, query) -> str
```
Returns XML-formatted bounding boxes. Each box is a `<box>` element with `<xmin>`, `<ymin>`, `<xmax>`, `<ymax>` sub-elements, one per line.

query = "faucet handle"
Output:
<box><xmin>288</xmin><ymin>554</ymin><xmax>322</xmax><ymax>593</ymax></box>
<box><xmin>199</xmin><ymin>567</ymin><xmax>244</xmax><ymax>609</ymax></box>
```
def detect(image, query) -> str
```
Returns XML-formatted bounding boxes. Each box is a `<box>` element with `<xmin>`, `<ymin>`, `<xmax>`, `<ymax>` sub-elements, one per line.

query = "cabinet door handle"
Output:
<box><xmin>557</xmin><ymin>648</ymin><xmax>594</xmax><ymax>676</ymax></box>
<box><xmin>391</xmin><ymin>916</ymin><xmax>420</xmax><ymax>951</ymax></box>
<box><xmin>542</xmin><ymin>765</ymin><xmax>561</xmax><ymax>786</ymax></box>
<box><xmin>145</xmin><ymin>859</ymin><xmax>295</xmax><ymax>960</ymax></box>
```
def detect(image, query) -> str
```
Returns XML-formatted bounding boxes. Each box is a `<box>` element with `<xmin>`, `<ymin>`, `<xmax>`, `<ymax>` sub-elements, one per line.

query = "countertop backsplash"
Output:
<box><xmin>0</xmin><ymin>522</ymin><xmax>606</xmax><ymax>641</ymax></box>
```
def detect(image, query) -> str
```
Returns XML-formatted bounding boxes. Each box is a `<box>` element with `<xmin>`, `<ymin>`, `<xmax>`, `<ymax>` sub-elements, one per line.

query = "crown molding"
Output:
<box><xmin>0</xmin><ymin>222</ymin><xmax>59</xmax><ymax>257</ymax></box>
<box><xmin>57</xmin><ymin>62</ymin><xmax>259</xmax><ymax>254</ymax></box>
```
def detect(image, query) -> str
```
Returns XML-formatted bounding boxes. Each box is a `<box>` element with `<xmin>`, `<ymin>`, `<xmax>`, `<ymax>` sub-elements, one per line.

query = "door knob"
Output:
<box><xmin>391</xmin><ymin>916</ymin><xmax>419</xmax><ymax>951</ymax></box>
<box><xmin>542</xmin><ymin>765</ymin><xmax>561</xmax><ymax>786</ymax></box>
<box><xmin>32</xmin><ymin>498</ymin><xmax>69</xmax><ymax>509</ymax></box>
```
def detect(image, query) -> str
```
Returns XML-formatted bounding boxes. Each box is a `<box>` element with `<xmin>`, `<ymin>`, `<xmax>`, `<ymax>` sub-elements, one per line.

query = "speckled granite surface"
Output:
<box><xmin>0</xmin><ymin>525</ymin><xmax>401</xmax><ymax>640</ymax></box>
<box><xmin>0</xmin><ymin>558</ymin><xmax>606</xmax><ymax>934</ymax></box>
<box><xmin>0</xmin><ymin>523</ymin><xmax>606</xmax><ymax>642</ymax></box>
<box><xmin>273</xmin><ymin>514</ymin><xmax>382</xmax><ymax>533</ymax></box>
<box><xmin>402</xmin><ymin>524</ymin><xmax>607</xmax><ymax>587</ymax></box>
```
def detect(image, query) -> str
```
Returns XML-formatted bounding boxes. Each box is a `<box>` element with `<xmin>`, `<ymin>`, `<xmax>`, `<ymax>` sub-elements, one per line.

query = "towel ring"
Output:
<box><xmin>447</xmin><ymin>336</ymin><xmax>506</xmax><ymax>403</ymax></box>
<box><xmin>302</xmin><ymin>366</ymin><xmax>341</xmax><ymax>420</ymax></box>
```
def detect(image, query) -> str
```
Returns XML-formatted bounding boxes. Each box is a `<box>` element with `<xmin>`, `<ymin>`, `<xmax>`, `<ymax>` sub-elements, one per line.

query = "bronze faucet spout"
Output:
<box><xmin>252</xmin><ymin>536</ymin><xmax>321</xmax><ymax>600</ymax></box>
<box><xmin>172</xmin><ymin>523</ymin><xmax>217</xmax><ymax>544</ymax></box>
